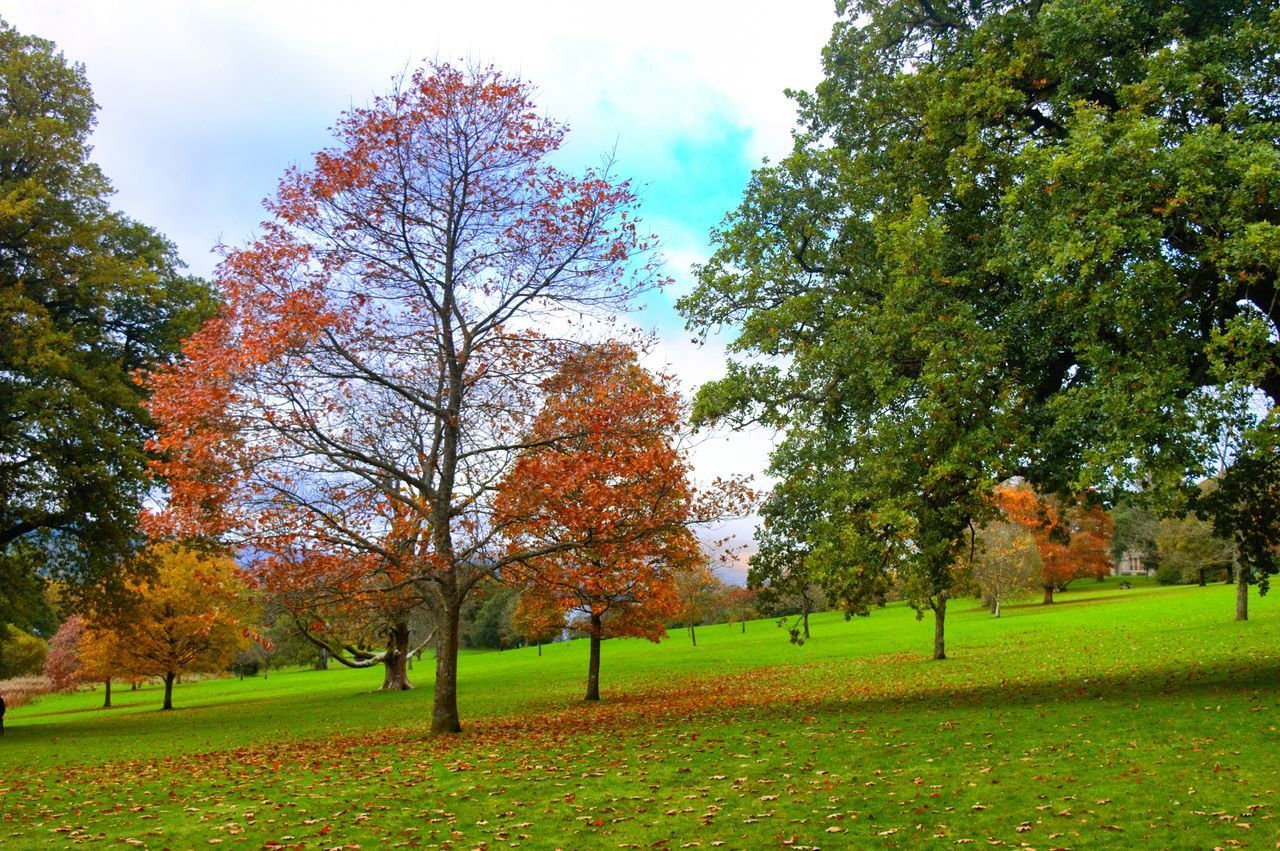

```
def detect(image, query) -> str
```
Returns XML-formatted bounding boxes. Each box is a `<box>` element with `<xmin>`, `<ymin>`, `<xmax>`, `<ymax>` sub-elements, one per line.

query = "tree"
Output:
<box><xmin>0</xmin><ymin>20</ymin><xmax>215</xmax><ymax>608</ymax></box>
<box><xmin>77</xmin><ymin>621</ymin><xmax>129</xmax><ymax>708</ymax></box>
<box><xmin>678</xmin><ymin>0</ymin><xmax>1280</xmax><ymax>643</ymax></box>
<box><xmin>147</xmin><ymin>63</ymin><xmax>660</xmax><ymax>733</ymax></box>
<box><xmin>0</xmin><ymin>630</ymin><xmax>47</xmax><ymax>678</ymax></box>
<box><xmin>674</xmin><ymin>563</ymin><xmax>721</xmax><ymax>649</ymax></box>
<box><xmin>42</xmin><ymin>615</ymin><xmax>86</xmax><ymax>691</ymax></box>
<box><xmin>971</xmin><ymin>522</ymin><xmax>1041</xmax><ymax>617</ymax></box>
<box><xmin>510</xmin><ymin>591</ymin><xmax>564</xmax><ymax>656</ymax></box>
<box><xmin>723</xmin><ymin>586</ymin><xmax>757</xmax><ymax>634</ymax></box>
<box><xmin>998</xmin><ymin>486</ymin><xmax>1114</xmax><ymax>603</ymax></box>
<box><xmin>101</xmin><ymin>545</ymin><xmax>255</xmax><ymax>710</ymax></box>
<box><xmin>495</xmin><ymin>345</ymin><xmax>717</xmax><ymax>700</ymax></box>
<box><xmin>1154</xmin><ymin>511</ymin><xmax>1235</xmax><ymax>586</ymax></box>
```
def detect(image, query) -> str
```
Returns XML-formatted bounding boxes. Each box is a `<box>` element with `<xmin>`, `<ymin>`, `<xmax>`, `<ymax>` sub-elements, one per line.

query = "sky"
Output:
<box><xmin>6</xmin><ymin>0</ymin><xmax>839</xmax><ymax>581</ymax></box>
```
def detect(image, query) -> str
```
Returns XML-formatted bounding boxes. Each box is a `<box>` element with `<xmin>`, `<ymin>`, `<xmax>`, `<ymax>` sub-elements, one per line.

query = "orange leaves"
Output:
<box><xmin>496</xmin><ymin>344</ymin><xmax>697</xmax><ymax>641</ymax></box>
<box><xmin>995</xmin><ymin>485</ymin><xmax>1114</xmax><ymax>589</ymax></box>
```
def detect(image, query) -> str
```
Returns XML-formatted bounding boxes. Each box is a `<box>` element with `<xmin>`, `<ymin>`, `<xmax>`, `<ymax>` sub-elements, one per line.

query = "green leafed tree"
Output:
<box><xmin>680</xmin><ymin>0</ymin><xmax>1279</xmax><ymax>652</ymax></box>
<box><xmin>0</xmin><ymin>19</ymin><xmax>216</xmax><ymax>605</ymax></box>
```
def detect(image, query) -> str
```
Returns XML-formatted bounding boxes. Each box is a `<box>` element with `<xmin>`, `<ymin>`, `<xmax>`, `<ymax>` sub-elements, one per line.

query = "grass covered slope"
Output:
<box><xmin>2</xmin><ymin>581</ymin><xmax>1278</xmax><ymax>848</ymax></box>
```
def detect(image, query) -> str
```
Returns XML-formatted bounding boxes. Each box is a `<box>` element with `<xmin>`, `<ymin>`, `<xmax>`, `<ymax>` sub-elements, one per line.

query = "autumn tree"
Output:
<box><xmin>723</xmin><ymin>586</ymin><xmax>757</xmax><ymax>634</ymax></box>
<box><xmin>42</xmin><ymin>616</ymin><xmax>86</xmax><ymax>691</ymax></box>
<box><xmin>0</xmin><ymin>21</ymin><xmax>215</xmax><ymax>612</ymax></box>
<box><xmin>971</xmin><ymin>522</ymin><xmax>1041</xmax><ymax>617</ymax></box>
<box><xmin>102</xmin><ymin>545</ymin><xmax>255</xmax><ymax>710</ymax></box>
<box><xmin>510</xmin><ymin>591</ymin><xmax>564</xmax><ymax>656</ymax></box>
<box><xmin>495</xmin><ymin>345</ymin><xmax>718</xmax><ymax>700</ymax></box>
<box><xmin>77</xmin><ymin>622</ymin><xmax>127</xmax><ymax>708</ymax></box>
<box><xmin>998</xmin><ymin>486</ymin><xmax>1114</xmax><ymax>604</ymax></box>
<box><xmin>147</xmin><ymin>63</ymin><xmax>661</xmax><ymax>734</ymax></box>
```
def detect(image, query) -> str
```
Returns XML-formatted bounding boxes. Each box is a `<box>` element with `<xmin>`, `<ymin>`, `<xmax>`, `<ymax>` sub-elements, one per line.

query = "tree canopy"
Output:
<box><xmin>0</xmin><ymin>19</ymin><xmax>215</xmax><ymax>608</ymax></box>
<box><xmin>679</xmin><ymin>0</ymin><xmax>1280</xmax><ymax>648</ymax></box>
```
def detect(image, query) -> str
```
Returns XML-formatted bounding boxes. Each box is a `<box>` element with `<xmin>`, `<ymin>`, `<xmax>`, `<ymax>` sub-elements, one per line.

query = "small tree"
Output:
<box><xmin>496</xmin><ymin>345</ymin><xmax>743</xmax><ymax>699</ymax></box>
<box><xmin>971</xmin><ymin>522</ymin><xmax>1041</xmax><ymax>617</ymax></box>
<box><xmin>77</xmin><ymin>620</ymin><xmax>127</xmax><ymax>708</ymax></box>
<box><xmin>510</xmin><ymin>591</ymin><xmax>564</xmax><ymax>656</ymax></box>
<box><xmin>999</xmin><ymin>486</ymin><xmax>1114</xmax><ymax>604</ymax></box>
<box><xmin>42</xmin><ymin>615</ymin><xmax>86</xmax><ymax>691</ymax></box>
<box><xmin>106</xmin><ymin>545</ymin><xmax>256</xmax><ymax>710</ymax></box>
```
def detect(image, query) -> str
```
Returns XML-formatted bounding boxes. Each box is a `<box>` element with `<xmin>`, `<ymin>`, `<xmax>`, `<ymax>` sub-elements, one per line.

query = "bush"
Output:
<box><xmin>1156</xmin><ymin>560</ymin><xmax>1186</xmax><ymax>585</ymax></box>
<box><xmin>0</xmin><ymin>629</ymin><xmax>49</xmax><ymax>678</ymax></box>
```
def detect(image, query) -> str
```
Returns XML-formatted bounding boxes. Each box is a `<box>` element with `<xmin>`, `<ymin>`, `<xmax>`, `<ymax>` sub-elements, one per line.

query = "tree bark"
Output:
<box><xmin>537</xmin><ymin>641</ymin><xmax>542</xmax><ymax>657</ymax></box>
<box><xmin>162</xmin><ymin>671</ymin><xmax>176</xmax><ymax>710</ymax></box>
<box><xmin>933</xmin><ymin>593</ymin><xmax>947</xmax><ymax>661</ymax></box>
<box><xmin>741</xmin><ymin>618</ymin><xmax>746</xmax><ymax>634</ymax></box>
<box><xmin>688</xmin><ymin>621</ymin><xmax>697</xmax><ymax>647</ymax></box>
<box><xmin>1042</xmin><ymin>584</ymin><xmax>1055</xmax><ymax>604</ymax></box>
<box><xmin>1236</xmin><ymin>565</ymin><xmax>1249</xmax><ymax>622</ymax></box>
<box><xmin>103</xmin><ymin>678</ymin><xmax>112</xmax><ymax>708</ymax></box>
<box><xmin>992</xmin><ymin>596</ymin><xmax>1001</xmax><ymax>618</ymax></box>
<box><xmin>431</xmin><ymin>603</ymin><xmax>463</xmax><ymax>734</ymax></box>
<box><xmin>381</xmin><ymin>621</ymin><xmax>413</xmax><ymax>691</ymax></box>
<box><xmin>585</xmin><ymin>613</ymin><xmax>602</xmax><ymax>701</ymax></box>
<box><xmin>318</xmin><ymin>647</ymin><xmax>329</xmax><ymax>670</ymax></box>
<box><xmin>802</xmin><ymin>609</ymin><xmax>811</xmax><ymax>639</ymax></box>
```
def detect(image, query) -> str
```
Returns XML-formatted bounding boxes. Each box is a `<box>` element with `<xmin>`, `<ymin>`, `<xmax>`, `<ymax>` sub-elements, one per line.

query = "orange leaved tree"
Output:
<box><xmin>104</xmin><ymin>545</ymin><xmax>255</xmax><ymax>710</ymax></box>
<box><xmin>146</xmin><ymin>63</ymin><xmax>662</xmax><ymax>734</ymax></box>
<box><xmin>997</xmin><ymin>485</ymin><xmax>1114</xmax><ymax>603</ymax></box>
<box><xmin>496</xmin><ymin>345</ymin><xmax>738</xmax><ymax>701</ymax></box>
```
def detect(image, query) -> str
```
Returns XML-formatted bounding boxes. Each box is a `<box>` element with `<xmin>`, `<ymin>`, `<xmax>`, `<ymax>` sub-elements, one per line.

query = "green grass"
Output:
<box><xmin>2</xmin><ymin>580</ymin><xmax>1278</xmax><ymax>849</ymax></box>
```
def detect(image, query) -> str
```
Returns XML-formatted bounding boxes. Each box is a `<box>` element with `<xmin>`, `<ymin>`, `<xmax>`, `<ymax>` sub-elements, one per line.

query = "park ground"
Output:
<box><xmin>1</xmin><ymin>580</ymin><xmax>1278</xmax><ymax>849</ymax></box>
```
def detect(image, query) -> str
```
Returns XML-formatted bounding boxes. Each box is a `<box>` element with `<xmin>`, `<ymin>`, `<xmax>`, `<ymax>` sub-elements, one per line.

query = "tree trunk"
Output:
<box><xmin>688</xmin><ymin>621</ymin><xmax>697</xmax><ymax>647</ymax></box>
<box><xmin>537</xmin><ymin>641</ymin><xmax>542</xmax><ymax>657</ymax></box>
<box><xmin>802</xmin><ymin>609</ymin><xmax>811</xmax><ymax>639</ymax></box>
<box><xmin>933</xmin><ymin>594</ymin><xmax>947</xmax><ymax>661</ymax></box>
<box><xmin>431</xmin><ymin>603</ymin><xmax>463</xmax><ymax>734</ymax></box>
<box><xmin>992</xmin><ymin>596</ymin><xmax>1000</xmax><ymax>618</ymax></box>
<box><xmin>585</xmin><ymin>614</ymin><xmax>602</xmax><ymax>702</ymax></box>
<box><xmin>103</xmin><ymin>678</ymin><xmax>112</xmax><ymax>708</ymax></box>
<box><xmin>1236</xmin><ymin>565</ymin><xmax>1249</xmax><ymax>622</ymax></box>
<box><xmin>162</xmin><ymin>671</ymin><xmax>176</xmax><ymax>710</ymax></box>
<box><xmin>1042</xmin><ymin>584</ymin><xmax>1055</xmax><ymax>604</ymax></box>
<box><xmin>381</xmin><ymin>621</ymin><xmax>413</xmax><ymax>691</ymax></box>
<box><xmin>1198</xmin><ymin>568</ymin><xmax>1207</xmax><ymax>586</ymax></box>
<box><xmin>131</xmin><ymin>681</ymin><xmax>137</xmax><ymax>691</ymax></box>
<box><xmin>741</xmin><ymin>618</ymin><xmax>746</xmax><ymax>634</ymax></box>
<box><xmin>318</xmin><ymin>647</ymin><xmax>329</xmax><ymax>670</ymax></box>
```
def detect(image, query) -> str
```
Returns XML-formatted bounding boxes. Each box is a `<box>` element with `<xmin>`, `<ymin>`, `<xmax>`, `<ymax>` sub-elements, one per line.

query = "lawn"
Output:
<box><xmin>2</xmin><ymin>579</ymin><xmax>1278</xmax><ymax>849</ymax></box>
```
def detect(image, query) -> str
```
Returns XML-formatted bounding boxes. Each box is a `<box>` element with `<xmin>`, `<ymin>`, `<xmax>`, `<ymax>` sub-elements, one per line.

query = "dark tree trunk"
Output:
<box><xmin>1198</xmin><ymin>568</ymin><xmax>1207</xmax><ymax>586</ymax></box>
<box><xmin>318</xmin><ymin>647</ymin><xmax>329</xmax><ymax>670</ymax></box>
<box><xmin>431</xmin><ymin>603</ymin><xmax>463</xmax><ymax>734</ymax></box>
<box><xmin>802</xmin><ymin>609</ymin><xmax>811</xmax><ymax>639</ymax></box>
<box><xmin>688</xmin><ymin>621</ymin><xmax>697</xmax><ymax>647</ymax></box>
<box><xmin>1042</xmin><ymin>584</ymin><xmax>1055</xmax><ymax>604</ymax></box>
<box><xmin>381</xmin><ymin>621</ymin><xmax>413</xmax><ymax>691</ymax></box>
<box><xmin>537</xmin><ymin>641</ymin><xmax>542</xmax><ymax>657</ymax></box>
<box><xmin>741</xmin><ymin>618</ymin><xmax>746</xmax><ymax>634</ymax></box>
<box><xmin>130</xmin><ymin>681</ymin><xmax>137</xmax><ymax>691</ymax></box>
<box><xmin>1237</xmin><ymin>565</ymin><xmax>1249</xmax><ymax>622</ymax></box>
<box><xmin>103</xmin><ymin>678</ymin><xmax>112</xmax><ymax>708</ymax></box>
<box><xmin>585</xmin><ymin>613</ymin><xmax>602</xmax><ymax>701</ymax></box>
<box><xmin>932</xmin><ymin>594</ymin><xmax>947</xmax><ymax>661</ymax></box>
<box><xmin>162</xmin><ymin>671</ymin><xmax>176</xmax><ymax>710</ymax></box>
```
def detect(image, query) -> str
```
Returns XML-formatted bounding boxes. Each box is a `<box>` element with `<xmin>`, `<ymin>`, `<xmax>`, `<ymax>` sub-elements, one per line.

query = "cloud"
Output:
<box><xmin>5</xmin><ymin>0</ymin><xmax>823</xmax><ymax>547</ymax></box>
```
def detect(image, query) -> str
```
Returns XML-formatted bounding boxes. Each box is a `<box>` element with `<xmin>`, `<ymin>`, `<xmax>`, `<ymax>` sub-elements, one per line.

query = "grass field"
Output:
<box><xmin>2</xmin><ymin>579</ymin><xmax>1278</xmax><ymax>849</ymax></box>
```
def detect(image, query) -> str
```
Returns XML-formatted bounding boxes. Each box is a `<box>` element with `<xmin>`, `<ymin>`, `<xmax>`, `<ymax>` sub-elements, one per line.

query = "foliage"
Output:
<box><xmin>496</xmin><ymin>345</ymin><xmax>727</xmax><ymax>696</ymax></box>
<box><xmin>90</xmin><ymin>545</ymin><xmax>255</xmax><ymax>709</ymax></box>
<box><xmin>462</xmin><ymin>583</ymin><xmax>521</xmax><ymax>651</ymax></box>
<box><xmin>147</xmin><ymin>62</ymin><xmax>660</xmax><ymax>733</ymax></box>
<box><xmin>0</xmin><ymin>629</ymin><xmax>48</xmax><ymax>678</ymax></box>
<box><xmin>971</xmin><ymin>521</ymin><xmax>1041</xmax><ymax>616</ymax></box>
<box><xmin>0</xmin><ymin>20</ymin><xmax>215</xmax><ymax>606</ymax></box>
<box><xmin>679</xmin><ymin>0</ymin><xmax>1280</xmax><ymax>641</ymax></box>
<box><xmin>42</xmin><ymin>615</ymin><xmax>86</xmax><ymax>691</ymax></box>
<box><xmin>1155</xmin><ymin>509</ymin><xmax>1236</xmax><ymax>585</ymax></box>
<box><xmin>997</xmin><ymin>485</ymin><xmax>1114</xmax><ymax>602</ymax></box>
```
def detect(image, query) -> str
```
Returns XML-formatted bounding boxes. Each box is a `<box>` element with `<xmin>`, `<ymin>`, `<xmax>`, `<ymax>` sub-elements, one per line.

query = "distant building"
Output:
<box><xmin>1112</xmin><ymin>548</ymin><xmax>1151</xmax><ymax>576</ymax></box>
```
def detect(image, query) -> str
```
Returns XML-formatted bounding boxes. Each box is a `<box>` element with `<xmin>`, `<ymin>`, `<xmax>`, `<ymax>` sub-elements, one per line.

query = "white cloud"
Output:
<box><xmin>6</xmin><ymin>0</ymin><xmax>823</xmax><ymax>554</ymax></box>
